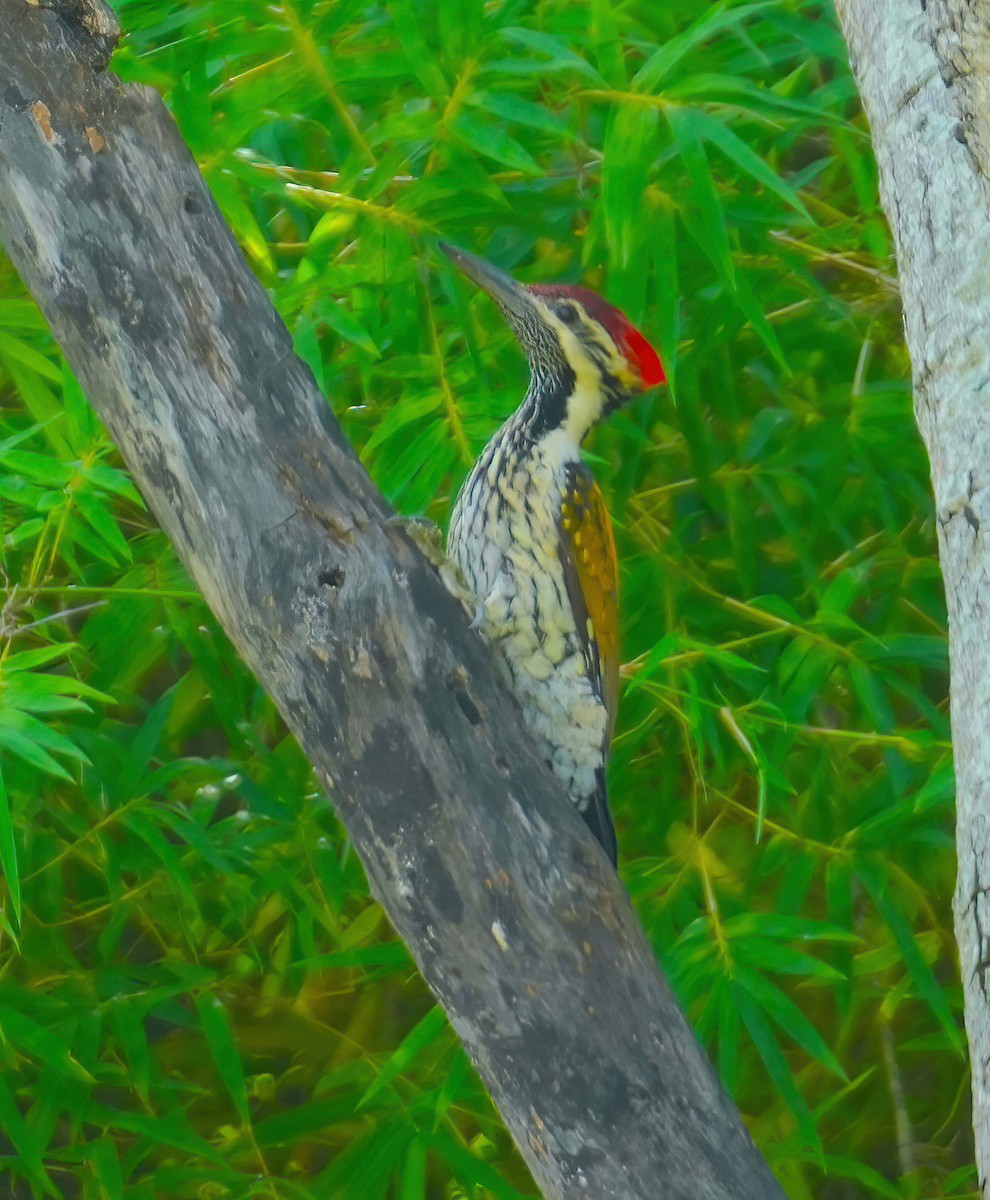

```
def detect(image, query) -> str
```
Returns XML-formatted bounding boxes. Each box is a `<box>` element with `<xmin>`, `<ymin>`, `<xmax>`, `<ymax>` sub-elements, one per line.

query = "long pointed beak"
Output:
<box><xmin>439</xmin><ymin>243</ymin><xmax>534</xmax><ymax>323</ymax></box>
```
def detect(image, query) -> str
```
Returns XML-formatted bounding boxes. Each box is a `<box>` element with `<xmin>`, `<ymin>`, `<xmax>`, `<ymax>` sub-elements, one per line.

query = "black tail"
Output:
<box><xmin>580</xmin><ymin>770</ymin><xmax>618</xmax><ymax>867</ymax></box>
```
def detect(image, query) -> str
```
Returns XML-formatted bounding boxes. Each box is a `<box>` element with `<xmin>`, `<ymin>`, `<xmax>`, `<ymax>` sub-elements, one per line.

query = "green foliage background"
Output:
<box><xmin>0</xmin><ymin>0</ymin><xmax>968</xmax><ymax>1196</ymax></box>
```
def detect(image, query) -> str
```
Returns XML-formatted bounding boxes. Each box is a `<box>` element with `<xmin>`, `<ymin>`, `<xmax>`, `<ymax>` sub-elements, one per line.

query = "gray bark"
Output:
<box><xmin>0</xmin><ymin>1</ymin><xmax>785</xmax><ymax>1198</ymax></box>
<box><xmin>835</xmin><ymin>0</ymin><xmax>990</xmax><ymax>1188</ymax></box>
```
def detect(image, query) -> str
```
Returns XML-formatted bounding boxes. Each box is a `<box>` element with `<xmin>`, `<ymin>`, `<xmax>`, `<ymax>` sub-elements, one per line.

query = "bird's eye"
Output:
<box><xmin>556</xmin><ymin>302</ymin><xmax>580</xmax><ymax>325</ymax></box>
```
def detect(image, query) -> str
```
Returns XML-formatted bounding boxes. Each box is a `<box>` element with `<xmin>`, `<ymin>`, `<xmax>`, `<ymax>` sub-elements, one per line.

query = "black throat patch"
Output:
<box><xmin>519</xmin><ymin>363</ymin><xmax>577</xmax><ymax>440</ymax></box>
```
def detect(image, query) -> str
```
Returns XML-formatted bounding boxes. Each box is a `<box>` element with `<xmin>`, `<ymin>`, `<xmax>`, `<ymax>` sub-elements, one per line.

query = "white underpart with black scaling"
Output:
<box><xmin>447</xmin><ymin>416</ymin><xmax>607</xmax><ymax>811</ymax></box>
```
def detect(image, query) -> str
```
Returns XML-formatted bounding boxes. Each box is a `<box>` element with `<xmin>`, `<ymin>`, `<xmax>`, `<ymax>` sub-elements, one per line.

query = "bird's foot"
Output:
<box><xmin>394</xmin><ymin>515</ymin><xmax>445</xmax><ymax>565</ymax></box>
<box><xmin>390</xmin><ymin>516</ymin><xmax>476</xmax><ymax>614</ymax></box>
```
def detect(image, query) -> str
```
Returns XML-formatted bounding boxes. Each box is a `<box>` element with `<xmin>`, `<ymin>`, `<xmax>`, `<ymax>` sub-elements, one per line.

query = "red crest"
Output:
<box><xmin>528</xmin><ymin>285</ymin><xmax>666</xmax><ymax>387</ymax></box>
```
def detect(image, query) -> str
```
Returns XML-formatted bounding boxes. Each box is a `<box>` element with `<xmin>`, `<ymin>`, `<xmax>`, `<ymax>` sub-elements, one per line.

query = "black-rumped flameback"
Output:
<box><xmin>441</xmin><ymin>244</ymin><xmax>665</xmax><ymax>865</ymax></box>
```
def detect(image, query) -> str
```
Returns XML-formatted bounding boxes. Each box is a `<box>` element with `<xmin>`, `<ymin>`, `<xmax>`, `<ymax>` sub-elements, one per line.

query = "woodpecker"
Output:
<box><xmin>441</xmin><ymin>244</ymin><xmax>665</xmax><ymax>865</ymax></box>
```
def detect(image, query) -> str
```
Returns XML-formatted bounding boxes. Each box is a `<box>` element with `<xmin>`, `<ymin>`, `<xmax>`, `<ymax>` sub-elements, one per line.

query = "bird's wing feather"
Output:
<box><xmin>558</xmin><ymin>463</ymin><xmax>620</xmax><ymax>743</ymax></box>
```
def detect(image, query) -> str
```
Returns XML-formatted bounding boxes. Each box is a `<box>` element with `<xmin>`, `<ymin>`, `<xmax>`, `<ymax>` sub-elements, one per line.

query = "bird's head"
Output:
<box><xmin>441</xmin><ymin>243</ymin><xmax>665</xmax><ymax>444</ymax></box>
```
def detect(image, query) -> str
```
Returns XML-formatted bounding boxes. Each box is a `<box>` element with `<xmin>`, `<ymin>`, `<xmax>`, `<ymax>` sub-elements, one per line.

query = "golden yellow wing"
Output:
<box><xmin>558</xmin><ymin>464</ymin><xmax>620</xmax><ymax>744</ymax></box>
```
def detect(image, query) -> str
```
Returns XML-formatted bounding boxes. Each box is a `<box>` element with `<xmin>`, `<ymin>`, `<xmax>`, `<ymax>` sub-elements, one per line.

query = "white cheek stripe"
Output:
<box><xmin>530</xmin><ymin>296</ymin><xmax>621</xmax><ymax>444</ymax></box>
<box><xmin>561</xmin><ymin>328</ymin><xmax>606</xmax><ymax>442</ymax></box>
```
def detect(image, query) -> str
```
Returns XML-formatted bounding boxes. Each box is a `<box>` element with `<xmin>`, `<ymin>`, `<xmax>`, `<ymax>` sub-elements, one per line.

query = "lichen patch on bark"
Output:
<box><xmin>30</xmin><ymin>100</ymin><xmax>58</xmax><ymax>145</ymax></box>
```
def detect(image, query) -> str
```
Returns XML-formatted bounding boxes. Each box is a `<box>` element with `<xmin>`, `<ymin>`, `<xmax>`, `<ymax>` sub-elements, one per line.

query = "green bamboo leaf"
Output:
<box><xmin>400</xmin><ymin>1137</ymin><xmax>428</xmax><ymax>1200</ymax></box>
<box><xmin>0</xmin><ymin>421</ymin><xmax>54</xmax><ymax>454</ymax></box>
<box><xmin>495</xmin><ymin>28</ymin><xmax>604</xmax><ymax>82</ymax></box>
<box><xmin>793</xmin><ymin>1153</ymin><xmax>901</xmax><ymax>1200</ymax></box>
<box><xmin>858</xmin><ymin>858</ymin><xmax>964</xmax><ymax>1054</ymax></box>
<box><xmin>942</xmin><ymin>1164</ymin><xmax>979</xmax><ymax>1194</ymax></box>
<box><xmin>622</xmin><ymin>633</ymin><xmax>690</xmax><ymax>692</ymax></box>
<box><xmin>734</xmin><ymin>965</ymin><xmax>846</xmax><ymax>1078</ymax></box>
<box><xmin>0</xmin><ymin>449</ymin><xmax>73</xmax><ymax>486</ymax></box>
<box><xmin>340</xmin><ymin>902</ymin><xmax>386</xmax><ymax>950</ymax></box>
<box><xmin>66</xmin><ymin>512</ymin><xmax>123</xmax><ymax>566</ymax></box>
<box><xmin>0</xmin><ymin>331</ymin><xmax>63</xmax><ymax>383</ymax></box>
<box><xmin>434</xmin><ymin>1049</ymin><xmax>472</xmax><ymax>1123</ymax></box>
<box><xmin>667</xmin><ymin>73</ymin><xmax>844</xmax><ymax>126</ymax></box>
<box><xmin>6</xmin><ymin>672</ymin><xmax>114</xmax><ymax>705</ymax></box>
<box><xmin>297</xmin><ymin>943</ymin><xmax>410</xmax><ymax>971</ymax></box>
<box><xmin>9</xmin><ymin>695</ymin><xmax>94</xmax><ymax>717</ymax></box>
<box><xmin>110</xmin><ymin>1002</ymin><xmax>151</xmax><ymax>1105</ymax></box>
<box><xmin>588</xmin><ymin>0</ymin><xmax>625</xmax><ymax>86</ymax></box>
<box><xmin>716</xmin><ymin>980</ymin><xmax>740</xmax><ymax>1093</ymax></box>
<box><xmin>0</xmin><ymin>725</ymin><xmax>74</xmax><ymax>780</ymax></box>
<box><xmin>602</xmin><ymin>104</ymin><xmax>659</xmax><ymax>268</ymax></box>
<box><xmin>121</xmin><ymin>812</ymin><xmax>199</xmax><ymax>916</ymax></box>
<box><xmin>734</xmin><ymin>983</ymin><xmax>820</xmax><ymax>1150</ymax></box>
<box><xmin>0</xmin><ymin>710</ymin><xmax>89</xmax><ymax>764</ymax></box>
<box><xmin>253</xmin><ymin>1096</ymin><xmax>356</xmax><ymax>1146</ymax></box>
<box><xmin>82</xmin><ymin>463</ymin><xmax>144</xmax><ymax>506</ymax></box>
<box><xmin>764</xmin><ymin>10</ymin><xmax>850</xmax><ymax>60</ymax></box>
<box><xmin>688</xmin><ymin>108</ymin><xmax>811</xmax><ymax>219</ymax></box>
<box><xmin>117</xmin><ymin>684</ymin><xmax>177</xmax><ymax>798</ymax></box>
<box><xmin>0</xmin><ymin>768</ymin><xmax>20</xmax><ymax>927</ymax></box>
<box><xmin>912</xmin><ymin>756</ymin><xmax>955</xmax><ymax>812</ymax></box>
<box><xmin>312</xmin><ymin>298</ymin><xmax>380</xmax><ymax>357</ymax></box>
<box><xmin>387</xmin><ymin>0</ymin><xmax>448</xmax><ymax>98</ymax></box>
<box><xmin>429</xmin><ymin>1128</ymin><xmax>530</xmax><ymax>1200</ymax></box>
<box><xmin>93</xmin><ymin>1106</ymin><xmax>228</xmax><ymax>1166</ymax></box>
<box><xmin>666</xmin><ymin>106</ymin><xmax>734</xmax><ymax>289</ymax></box>
<box><xmin>0</xmin><ymin>1005</ymin><xmax>94</xmax><ymax>1081</ymax></box>
<box><xmin>206</xmin><ymin>170</ymin><xmax>275</xmax><ymax>278</ymax></box>
<box><xmin>317</xmin><ymin>1121</ymin><xmax>413</xmax><ymax>1199</ymax></box>
<box><xmin>74</xmin><ymin>491</ymin><xmax>133</xmax><ymax>562</ymax></box>
<box><xmin>634</xmin><ymin>1</ymin><xmax>777</xmax><ymax>92</ymax></box>
<box><xmin>380</xmin><ymin>418</ymin><xmax>452</xmax><ymax>509</ymax></box>
<box><xmin>0</xmin><ymin>1077</ymin><xmax>57</xmax><ymax>1195</ymax></box>
<box><xmin>723</xmin><ymin>913</ymin><xmax>859</xmax><ymax>943</ymax></box>
<box><xmin>361</xmin><ymin>392</ymin><xmax>443</xmax><ymax>459</ymax></box>
<box><xmin>742</xmin><ymin>407</ymin><xmax>793</xmax><ymax>461</ymax></box>
<box><xmin>450</xmin><ymin>112</ymin><xmax>541</xmax><ymax>174</ymax></box>
<box><xmin>195</xmin><ymin>992</ymin><xmax>250</xmax><ymax>1124</ymax></box>
<box><xmin>7</xmin><ymin>516</ymin><xmax>46</xmax><ymax>547</ymax></box>
<box><xmin>62</xmin><ymin>363</ymin><xmax>101</xmax><ymax>447</ymax></box>
<box><xmin>466</xmin><ymin>90</ymin><xmax>567</xmax><ymax>136</ymax></box>
<box><xmin>156</xmin><ymin>805</ymin><xmax>237</xmax><ymax>875</ymax></box>
<box><xmin>732</xmin><ymin>939</ymin><xmax>843</xmax><ymax>982</ymax></box>
<box><xmin>777</xmin><ymin>639</ymin><xmax>835</xmax><ymax>721</ymax></box>
<box><xmin>85</xmin><ymin>1139</ymin><xmax>124</xmax><ymax>1200</ymax></box>
<box><xmin>650</xmin><ymin>204</ymin><xmax>679</xmax><ymax>394</ymax></box>
<box><xmin>732</xmin><ymin>267</ymin><xmax>787</xmax><ymax>369</ymax></box>
<box><xmin>3</xmin><ymin>643</ymin><xmax>77</xmax><ymax>672</ymax></box>
<box><xmin>358</xmin><ymin>1005</ymin><xmax>448</xmax><ymax>1109</ymax></box>
<box><xmin>0</xmin><ymin>474</ymin><xmax>45</xmax><ymax>505</ymax></box>
<box><xmin>0</xmin><ymin>299</ymin><xmax>48</xmax><ymax>330</ymax></box>
<box><xmin>861</xmin><ymin>634</ymin><xmax>948</xmax><ymax>669</ymax></box>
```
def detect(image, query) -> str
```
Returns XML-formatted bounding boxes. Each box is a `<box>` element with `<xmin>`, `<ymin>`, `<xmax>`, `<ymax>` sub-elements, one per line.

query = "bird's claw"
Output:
<box><xmin>390</xmin><ymin>515</ymin><xmax>445</xmax><ymax>565</ymax></box>
<box><xmin>389</xmin><ymin>515</ymin><xmax>476</xmax><ymax>614</ymax></box>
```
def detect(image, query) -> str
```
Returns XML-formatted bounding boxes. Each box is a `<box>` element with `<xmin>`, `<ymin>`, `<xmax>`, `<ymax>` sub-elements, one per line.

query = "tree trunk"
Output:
<box><xmin>835</xmin><ymin>0</ymin><xmax>990</xmax><ymax>1188</ymax></box>
<box><xmin>0</xmin><ymin>1</ymin><xmax>785</xmax><ymax>1197</ymax></box>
